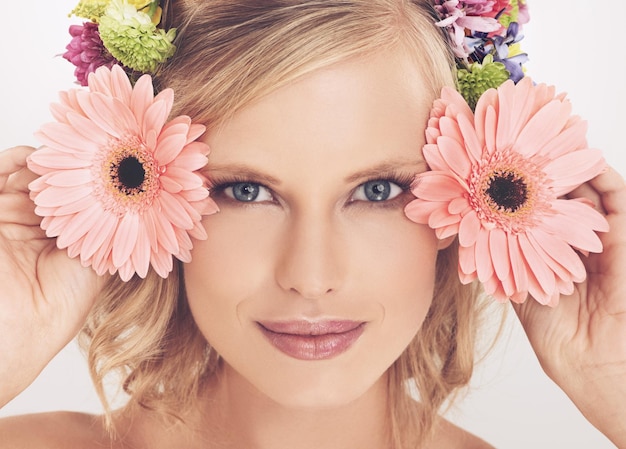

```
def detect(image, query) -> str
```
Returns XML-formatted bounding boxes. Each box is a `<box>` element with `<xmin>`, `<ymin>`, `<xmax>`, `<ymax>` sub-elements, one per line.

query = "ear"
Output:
<box><xmin>437</xmin><ymin>235</ymin><xmax>456</xmax><ymax>250</ymax></box>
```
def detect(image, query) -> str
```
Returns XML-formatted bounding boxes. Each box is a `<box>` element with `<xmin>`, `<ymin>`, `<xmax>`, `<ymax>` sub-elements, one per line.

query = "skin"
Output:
<box><xmin>1</xmin><ymin>48</ymin><xmax>626</xmax><ymax>449</ymax></box>
<box><xmin>187</xmin><ymin>48</ymin><xmax>438</xmax><ymax>409</ymax></box>
<box><xmin>181</xmin><ymin>48</ymin><xmax>448</xmax><ymax>448</ymax></box>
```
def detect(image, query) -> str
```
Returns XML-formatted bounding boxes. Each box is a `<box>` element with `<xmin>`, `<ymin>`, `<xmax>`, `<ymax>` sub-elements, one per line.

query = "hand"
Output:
<box><xmin>0</xmin><ymin>146</ymin><xmax>103</xmax><ymax>408</ymax></box>
<box><xmin>514</xmin><ymin>166</ymin><xmax>626</xmax><ymax>447</ymax></box>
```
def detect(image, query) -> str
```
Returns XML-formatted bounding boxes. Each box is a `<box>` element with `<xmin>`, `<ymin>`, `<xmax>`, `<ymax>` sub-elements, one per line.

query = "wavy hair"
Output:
<box><xmin>79</xmin><ymin>1</ymin><xmax>488</xmax><ymax>447</ymax></box>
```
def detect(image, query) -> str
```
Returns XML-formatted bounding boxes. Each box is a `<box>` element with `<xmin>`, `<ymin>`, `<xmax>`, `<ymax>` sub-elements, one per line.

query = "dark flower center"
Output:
<box><xmin>485</xmin><ymin>170</ymin><xmax>528</xmax><ymax>213</ymax></box>
<box><xmin>112</xmin><ymin>156</ymin><xmax>146</xmax><ymax>193</ymax></box>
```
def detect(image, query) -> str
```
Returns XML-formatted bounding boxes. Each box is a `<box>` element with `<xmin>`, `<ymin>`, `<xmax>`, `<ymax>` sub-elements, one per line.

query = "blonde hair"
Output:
<box><xmin>80</xmin><ymin>1</ymin><xmax>486</xmax><ymax>447</ymax></box>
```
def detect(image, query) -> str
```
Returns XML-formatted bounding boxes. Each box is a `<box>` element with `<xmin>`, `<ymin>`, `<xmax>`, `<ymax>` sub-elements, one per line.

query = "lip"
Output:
<box><xmin>257</xmin><ymin>320</ymin><xmax>366</xmax><ymax>361</ymax></box>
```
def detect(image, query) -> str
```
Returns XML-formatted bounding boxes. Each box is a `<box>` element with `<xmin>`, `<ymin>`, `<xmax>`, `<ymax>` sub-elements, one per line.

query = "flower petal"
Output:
<box><xmin>56</xmin><ymin>203</ymin><xmax>104</xmax><ymax>249</ymax></box>
<box><xmin>429</xmin><ymin>206</ymin><xmax>462</xmax><ymax>229</ymax></box>
<box><xmin>543</xmin><ymin>149</ymin><xmax>606</xmax><ymax>195</ymax></box>
<box><xmin>28</xmin><ymin>147</ymin><xmax>90</xmax><ymax>174</ymax></box>
<box><xmin>456</xmin><ymin>112</ymin><xmax>483</xmax><ymax>165</ymax></box>
<box><xmin>458</xmin><ymin>210</ymin><xmax>481</xmax><ymax>248</ymax></box>
<box><xmin>437</xmin><ymin>135</ymin><xmax>473</xmax><ymax>179</ymax></box>
<box><xmin>155</xmin><ymin>133</ymin><xmax>188</xmax><ymax>166</ymax></box>
<box><xmin>489</xmin><ymin>227</ymin><xmax>510</xmax><ymax>282</ymax></box>
<box><xmin>538</xmin><ymin>117</ymin><xmax>588</xmax><ymax>159</ymax></box>
<box><xmin>158</xmin><ymin>191</ymin><xmax>194</xmax><ymax>230</ymax></box>
<box><xmin>129</xmin><ymin>72</ymin><xmax>155</xmax><ymax>127</ymax></box>
<box><xmin>527</xmin><ymin>229</ymin><xmax>585</xmax><ymax>283</ymax></box>
<box><xmin>33</xmin><ymin>185</ymin><xmax>92</xmax><ymax>208</ymax></box>
<box><xmin>81</xmin><ymin>210</ymin><xmax>119</xmax><ymax>261</ymax></box>
<box><xmin>518</xmin><ymin>233</ymin><xmax>556</xmax><ymax>300</ymax></box>
<box><xmin>112</xmin><ymin>212</ymin><xmax>140</xmax><ymax>268</ymax></box>
<box><xmin>515</xmin><ymin>100</ymin><xmax>572</xmax><ymax>157</ymax></box>
<box><xmin>44</xmin><ymin>169</ymin><xmax>93</xmax><ymax>187</ymax></box>
<box><xmin>131</xmin><ymin>223</ymin><xmax>151</xmax><ymax>279</ymax></box>
<box><xmin>404</xmin><ymin>199</ymin><xmax>442</xmax><ymax>224</ymax></box>
<box><xmin>475</xmin><ymin>229</ymin><xmax>494</xmax><ymax>283</ymax></box>
<box><xmin>550</xmin><ymin>199</ymin><xmax>610</xmax><ymax>233</ymax></box>
<box><xmin>508</xmin><ymin>234</ymin><xmax>529</xmax><ymax>295</ymax></box>
<box><xmin>412</xmin><ymin>171</ymin><xmax>467</xmax><ymax>201</ymax></box>
<box><xmin>458</xmin><ymin>243</ymin><xmax>477</xmax><ymax>277</ymax></box>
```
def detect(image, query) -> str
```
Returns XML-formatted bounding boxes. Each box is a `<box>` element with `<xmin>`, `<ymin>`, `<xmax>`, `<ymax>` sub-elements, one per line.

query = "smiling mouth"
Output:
<box><xmin>256</xmin><ymin>320</ymin><xmax>366</xmax><ymax>361</ymax></box>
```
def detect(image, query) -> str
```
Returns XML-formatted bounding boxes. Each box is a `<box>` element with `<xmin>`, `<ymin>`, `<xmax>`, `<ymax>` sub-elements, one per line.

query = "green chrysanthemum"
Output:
<box><xmin>70</xmin><ymin>0</ymin><xmax>109</xmax><ymax>21</ymax></box>
<box><xmin>99</xmin><ymin>0</ymin><xmax>176</xmax><ymax>73</ymax></box>
<box><xmin>456</xmin><ymin>55</ymin><xmax>510</xmax><ymax>110</ymax></box>
<box><xmin>70</xmin><ymin>0</ymin><xmax>154</xmax><ymax>21</ymax></box>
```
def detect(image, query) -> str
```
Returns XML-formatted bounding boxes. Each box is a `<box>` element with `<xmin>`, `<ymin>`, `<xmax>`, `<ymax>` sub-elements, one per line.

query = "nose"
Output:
<box><xmin>275</xmin><ymin>212</ymin><xmax>345</xmax><ymax>299</ymax></box>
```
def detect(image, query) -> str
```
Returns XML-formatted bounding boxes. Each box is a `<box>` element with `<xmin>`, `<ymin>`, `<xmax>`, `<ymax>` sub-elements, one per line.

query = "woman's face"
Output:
<box><xmin>185</xmin><ymin>49</ymin><xmax>443</xmax><ymax>409</ymax></box>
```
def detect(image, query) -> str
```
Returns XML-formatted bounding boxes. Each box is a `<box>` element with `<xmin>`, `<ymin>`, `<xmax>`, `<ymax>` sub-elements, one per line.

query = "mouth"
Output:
<box><xmin>256</xmin><ymin>320</ymin><xmax>366</xmax><ymax>361</ymax></box>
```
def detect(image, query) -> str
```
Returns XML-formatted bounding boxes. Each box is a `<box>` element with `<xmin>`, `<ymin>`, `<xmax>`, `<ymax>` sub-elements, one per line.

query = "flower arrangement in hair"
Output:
<box><xmin>405</xmin><ymin>0</ymin><xmax>609</xmax><ymax>306</ymax></box>
<box><xmin>63</xmin><ymin>0</ymin><xmax>176</xmax><ymax>85</ymax></box>
<box><xmin>27</xmin><ymin>0</ymin><xmax>218</xmax><ymax>281</ymax></box>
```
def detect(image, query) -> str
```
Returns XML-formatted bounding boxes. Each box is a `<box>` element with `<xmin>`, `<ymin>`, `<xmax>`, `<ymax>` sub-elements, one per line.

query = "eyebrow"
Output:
<box><xmin>344</xmin><ymin>158</ymin><xmax>427</xmax><ymax>183</ymax></box>
<box><xmin>204</xmin><ymin>164</ymin><xmax>282</xmax><ymax>186</ymax></box>
<box><xmin>205</xmin><ymin>157</ymin><xmax>426</xmax><ymax>185</ymax></box>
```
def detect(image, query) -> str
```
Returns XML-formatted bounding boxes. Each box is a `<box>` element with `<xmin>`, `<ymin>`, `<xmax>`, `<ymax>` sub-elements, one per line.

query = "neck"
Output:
<box><xmin>196</xmin><ymin>363</ymin><xmax>392</xmax><ymax>449</ymax></box>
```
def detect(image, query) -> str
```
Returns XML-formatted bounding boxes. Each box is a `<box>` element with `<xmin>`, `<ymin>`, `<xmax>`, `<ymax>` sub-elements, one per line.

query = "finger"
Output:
<box><xmin>510</xmin><ymin>297</ymin><xmax>551</xmax><ymax>342</ymax></box>
<box><xmin>567</xmin><ymin>182</ymin><xmax>604</xmax><ymax>214</ymax></box>
<box><xmin>0</xmin><ymin>192</ymin><xmax>41</xmax><ymax>227</ymax></box>
<box><xmin>0</xmin><ymin>146</ymin><xmax>37</xmax><ymax>190</ymax></box>
<box><xmin>567</xmin><ymin>166</ymin><xmax>626</xmax><ymax>216</ymax></box>
<box><xmin>4</xmin><ymin>166</ymin><xmax>40</xmax><ymax>194</ymax></box>
<box><xmin>587</xmin><ymin>167</ymin><xmax>626</xmax><ymax>216</ymax></box>
<box><xmin>0</xmin><ymin>146</ymin><xmax>36</xmax><ymax>174</ymax></box>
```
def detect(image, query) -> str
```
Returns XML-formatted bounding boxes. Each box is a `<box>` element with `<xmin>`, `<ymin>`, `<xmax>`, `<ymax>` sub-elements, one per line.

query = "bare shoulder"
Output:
<box><xmin>429</xmin><ymin>415</ymin><xmax>495</xmax><ymax>449</ymax></box>
<box><xmin>0</xmin><ymin>411</ymin><xmax>110</xmax><ymax>449</ymax></box>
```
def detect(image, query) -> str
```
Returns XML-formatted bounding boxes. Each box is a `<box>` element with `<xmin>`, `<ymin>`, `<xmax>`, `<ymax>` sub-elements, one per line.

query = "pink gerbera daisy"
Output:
<box><xmin>405</xmin><ymin>77</ymin><xmax>609</xmax><ymax>306</ymax></box>
<box><xmin>27</xmin><ymin>64</ymin><xmax>218</xmax><ymax>281</ymax></box>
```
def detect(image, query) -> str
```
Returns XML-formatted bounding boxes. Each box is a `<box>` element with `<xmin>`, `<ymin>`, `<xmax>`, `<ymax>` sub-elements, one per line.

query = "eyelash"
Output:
<box><xmin>349</xmin><ymin>173</ymin><xmax>414</xmax><ymax>208</ymax></box>
<box><xmin>207</xmin><ymin>173</ymin><xmax>415</xmax><ymax>208</ymax></box>
<box><xmin>207</xmin><ymin>175</ymin><xmax>272</xmax><ymax>205</ymax></box>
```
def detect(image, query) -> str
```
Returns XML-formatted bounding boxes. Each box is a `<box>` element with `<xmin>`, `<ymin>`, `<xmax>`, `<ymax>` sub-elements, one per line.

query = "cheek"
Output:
<box><xmin>184</xmin><ymin>211</ymin><xmax>276</xmax><ymax>340</ymax></box>
<box><xmin>353</xmin><ymin>217</ymin><xmax>439</xmax><ymax>363</ymax></box>
<box><xmin>183</xmin><ymin>209</ymin><xmax>440</xmax><ymax>407</ymax></box>
<box><xmin>185</xmin><ymin>208</ymin><xmax>440</xmax><ymax>339</ymax></box>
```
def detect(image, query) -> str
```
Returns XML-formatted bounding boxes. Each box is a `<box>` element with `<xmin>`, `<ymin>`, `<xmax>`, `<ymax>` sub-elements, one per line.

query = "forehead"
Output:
<box><xmin>204</xmin><ymin>49</ymin><xmax>433</xmax><ymax>177</ymax></box>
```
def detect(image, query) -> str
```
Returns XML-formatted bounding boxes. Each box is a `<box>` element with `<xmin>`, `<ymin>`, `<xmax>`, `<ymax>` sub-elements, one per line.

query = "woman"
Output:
<box><xmin>1</xmin><ymin>1</ymin><xmax>625</xmax><ymax>447</ymax></box>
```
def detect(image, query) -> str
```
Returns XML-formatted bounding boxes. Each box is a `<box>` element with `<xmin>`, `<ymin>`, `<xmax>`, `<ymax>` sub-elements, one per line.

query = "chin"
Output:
<box><xmin>236</xmin><ymin>356</ymin><xmax>390</xmax><ymax>411</ymax></box>
<box><xmin>262</xmin><ymin>376</ymin><xmax>382</xmax><ymax>411</ymax></box>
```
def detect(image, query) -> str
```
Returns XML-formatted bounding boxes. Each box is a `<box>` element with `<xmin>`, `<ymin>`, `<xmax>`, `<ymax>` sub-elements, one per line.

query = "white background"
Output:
<box><xmin>1</xmin><ymin>1</ymin><xmax>624</xmax><ymax>447</ymax></box>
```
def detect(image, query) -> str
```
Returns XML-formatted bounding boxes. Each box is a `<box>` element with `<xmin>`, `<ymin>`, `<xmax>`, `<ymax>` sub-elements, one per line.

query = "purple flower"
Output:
<box><xmin>433</xmin><ymin>0</ymin><xmax>502</xmax><ymax>59</ymax></box>
<box><xmin>470</xmin><ymin>22</ymin><xmax>529</xmax><ymax>82</ymax></box>
<box><xmin>63</xmin><ymin>21</ymin><xmax>118</xmax><ymax>86</ymax></box>
<box><xmin>491</xmin><ymin>23</ymin><xmax>528</xmax><ymax>82</ymax></box>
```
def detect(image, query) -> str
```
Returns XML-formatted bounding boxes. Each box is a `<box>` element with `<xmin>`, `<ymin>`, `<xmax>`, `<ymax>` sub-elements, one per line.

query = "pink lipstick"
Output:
<box><xmin>257</xmin><ymin>320</ymin><xmax>366</xmax><ymax>360</ymax></box>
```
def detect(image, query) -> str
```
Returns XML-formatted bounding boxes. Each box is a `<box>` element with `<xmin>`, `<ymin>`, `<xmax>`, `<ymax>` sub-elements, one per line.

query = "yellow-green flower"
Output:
<box><xmin>70</xmin><ymin>0</ymin><xmax>156</xmax><ymax>22</ymax></box>
<box><xmin>70</xmin><ymin>0</ymin><xmax>109</xmax><ymax>21</ymax></box>
<box><xmin>507</xmin><ymin>42</ymin><xmax>523</xmax><ymax>58</ymax></box>
<box><xmin>98</xmin><ymin>0</ymin><xmax>176</xmax><ymax>74</ymax></box>
<box><xmin>456</xmin><ymin>55</ymin><xmax>510</xmax><ymax>110</ymax></box>
<box><xmin>127</xmin><ymin>0</ymin><xmax>152</xmax><ymax>9</ymax></box>
<box><xmin>137</xmin><ymin>1</ymin><xmax>163</xmax><ymax>25</ymax></box>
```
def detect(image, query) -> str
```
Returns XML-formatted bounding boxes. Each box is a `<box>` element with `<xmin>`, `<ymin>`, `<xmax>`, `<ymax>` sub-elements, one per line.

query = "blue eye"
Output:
<box><xmin>353</xmin><ymin>180</ymin><xmax>403</xmax><ymax>202</ymax></box>
<box><xmin>225</xmin><ymin>182</ymin><xmax>273</xmax><ymax>202</ymax></box>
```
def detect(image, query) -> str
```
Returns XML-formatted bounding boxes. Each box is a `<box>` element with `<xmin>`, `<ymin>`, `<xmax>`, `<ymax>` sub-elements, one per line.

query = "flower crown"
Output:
<box><xmin>433</xmin><ymin>0</ymin><xmax>530</xmax><ymax>109</ymax></box>
<box><xmin>26</xmin><ymin>0</ymin><xmax>608</xmax><ymax>307</ymax></box>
